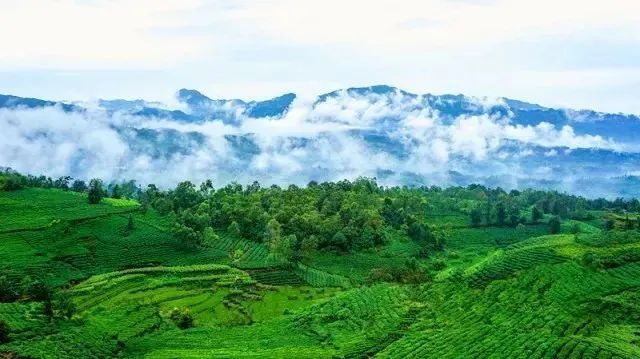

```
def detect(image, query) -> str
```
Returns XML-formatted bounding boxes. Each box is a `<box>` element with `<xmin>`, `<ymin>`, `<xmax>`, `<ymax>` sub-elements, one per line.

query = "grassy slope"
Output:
<box><xmin>1</xmin><ymin>187</ymin><xmax>640</xmax><ymax>358</ymax></box>
<box><xmin>0</xmin><ymin>188</ymin><xmax>138</xmax><ymax>232</ymax></box>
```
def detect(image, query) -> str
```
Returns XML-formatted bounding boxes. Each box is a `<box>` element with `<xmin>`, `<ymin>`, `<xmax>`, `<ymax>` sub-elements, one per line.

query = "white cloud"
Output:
<box><xmin>1</xmin><ymin>0</ymin><xmax>639</xmax><ymax>113</ymax></box>
<box><xmin>0</xmin><ymin>89</ymin><xmax>631</xmax><ymax>195</ymax></box>
<box><xmin>0</xmin><ymin>0</ymin><xmax>205</xmax><ymax>69</ymax></box>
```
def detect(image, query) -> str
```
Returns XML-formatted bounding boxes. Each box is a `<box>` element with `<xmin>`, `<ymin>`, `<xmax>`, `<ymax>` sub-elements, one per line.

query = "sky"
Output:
<box><xmin>0</xmin><ymin>0</ymin><xmax>639</xmax><ymax>114</ymax></box>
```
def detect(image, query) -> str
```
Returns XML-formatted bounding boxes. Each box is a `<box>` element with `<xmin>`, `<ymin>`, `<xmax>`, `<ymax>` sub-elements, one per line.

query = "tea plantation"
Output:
<box><xmin>1</xmin><ymin>176</ymin><xmax>640</xmax><ymax>358</ymax></box>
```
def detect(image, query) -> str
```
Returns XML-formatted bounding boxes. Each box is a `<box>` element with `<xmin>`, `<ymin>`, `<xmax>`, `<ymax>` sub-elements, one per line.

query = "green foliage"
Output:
<box><xmin>299</xmin><ymin>235</ymin><xmax>319</xmax><ymax>260</ymax></box>
<box><xmin>53</xmin><ymin>293</ymin><xmax>76</xmax><ymax>319</ymax></box>
<box><xmin>2</xmin><ymin>173</ymin><xmax>640</xmax><ymax>358</ymax></box>
<box><xmin>227</xmin><ymin>221</ymin><xmax>241</xmax><ymax>238</ymax></box>
<box><xmin>0</xmin><ymin>188</ymin><xmax>138</xmax><ymax>232</ymax></box>
<box><xmin>269</xmin><ymin>234</ymin><xmax>296</xmax><ymax>261</ymax></box>
<box><xmin>469</xmin><ymin>207</ymin><xmax>483</xmax><ymax>227</ymax></box>
<box><xmin>169</xmin><ymin>307</ymin><xmax>194</xmax><ymax>329</ymax></box>
<box><xmin>549</xmin><ymin>216</ymin><xmax>562</xmax><ymax>234</ymax></box>
<box><xmin>0</xmin><ymin>175</ymin><xmax>24</xmax><ymax>191</ymax></box>
<box><xmin>71</xmin><ymin>180</ymin><xmax>87</xmax><ymax>192</ymax></box>
<box><xmin>202</xmin><ymin>227</ymin><xmax>219</xmax><ymax>246</ymax></box>
<box><xmin>531</xmin><ymin>206</ymin><xmax>543</xmax><ymax>223</ymax></box>
<box><xmin>154</xmin><ymin>197</ymin><xmax>174</xmax><ymax>216</ymax></box>
<box><xmin>125</xmin><ymin>215</ymin><xmax>135</xmax><ymax>233</ymax></box>
<box><xmin>88</xmin><ymin>178</ymin><xmax>105</xmax><ymax>204</ymax></box>
<box><xmin>0</xmin><ymin>320</ymin><xmax>9</xmax><ymax>344</ymax></box>
<box><xmin>172</xmin><ymin>221</ymin><xmax>202</xmax><ymax>249</ymax></box>
<box><xmin>495</xmin><ymin>202</ymin><xmax>506</xmax><ymax>226</ymax></box>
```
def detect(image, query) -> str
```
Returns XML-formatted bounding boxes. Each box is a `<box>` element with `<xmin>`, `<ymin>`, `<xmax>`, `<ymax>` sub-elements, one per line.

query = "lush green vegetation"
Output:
<box><xmin>1</xmin><ymin>168</ymin><xmax>640</xmax><ymax>358</ymax></box>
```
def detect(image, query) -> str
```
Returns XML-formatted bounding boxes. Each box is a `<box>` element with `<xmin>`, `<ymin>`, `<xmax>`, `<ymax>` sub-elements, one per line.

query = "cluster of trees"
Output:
<box><xmin>467</xmin><ymin>188</ymin><xmax>592</xmax><ymax>226</ymax></box>
<box><xmin>137</xmin><ymin>178</ymin><xmax>448</xmax><ymax>260</ymax></box>
<box><xmin>367</xmin><ymin>257</ymin><xmax>432</xmax><ymax>284</ymax></box>
<box><xmin>460</xmin><ymin>185</ymin><xmax>640</xmax><ymax>233</ymax></box>
<box><xmin>605</xmin><ymin>213</ymin><xmax>640</xmax><ymax>231</ymax></box>
<box><xmin>5</xmin><ymin>168</ymin><xmax>640</xmax><ymax>258</ymax></box>
<box><xmin>0</xmin><ymin>168</ymin><xmax>140</xmax><ymax>205</ymax></box>
<box><xmin>0</xmin><ymin>275</ymin><xmax>75</xmax><ymax>320</ymax></box>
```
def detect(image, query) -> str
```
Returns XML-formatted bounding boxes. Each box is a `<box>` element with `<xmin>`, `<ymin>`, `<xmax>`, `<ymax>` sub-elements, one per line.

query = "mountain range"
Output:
<box><xmin>0</xmin><ymin>85</ymin><xmax>639</xmax><ymax>198</ymax></box>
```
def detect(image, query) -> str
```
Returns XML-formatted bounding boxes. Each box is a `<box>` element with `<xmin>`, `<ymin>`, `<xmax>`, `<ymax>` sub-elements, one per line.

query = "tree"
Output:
<box><xmin>552</xmin><ymin>199</ymin><xmax>569</xmax><ymax>218</ymax></box>
<box><xmin>433</xmin><ymin>227</ymin><xmax>448</xmax><ymax>251</ymax></box>
<box><xmin>265</xmin><ymin>219</ymin><xmax>282</xmax><ymax>244</ymax></box>
<box><xmin>408</xmin><ymin>222</ymin><xmax>429</xmax><ymax>242</ymax></box>
<box><xmin>0</xmin><ymin>320</ymin><xmax>9</xmax><ymax>344</ymax></box>
<box><xmin>173</xmin><ymin>221</ymin><xmax>202</xmax><ymax>249</ymax></box>
<box><xmin>571</xmin><ymin>223</ymin><xmax>581</xmax><ymax>235</ymax></box>
<box><xmin>331</xmin><ymin>232</ymin><xmax>348</xmax><ymax>252</ymax></box>
<box><xmin>173</xmin><ymin>181</ymin><xmax>200</xmax><ymax>210</ymax></box>
<box><xmin>71</xmin><ymin>180</ymin><xmax>87</xmax><ymax>192</ymax></box>
<box><xmin>299</xmin><ymin>235</ymin><xmax>319</xmax><ymax>260</ymax></box>
<box><xmin>495</xmin><ymin>202</ymin><xmax>506</xmax><ymax>226</ymax></box>
<box><xmin>154</xmin><ymin>197</ymin><xmax>173</xmax><ymax>216</ymax></box>
<box><xmin>169</xmin><ymin>307</ymin><xmax>194</xmax><ymax>329</ymax></box>
<box><xmin>485</xmin><ymin>199</ymin><xmax>492</xmax><ymax>226</ymax></box>
<box><xmin>23</xmin><ymin>280</ymin><xmax>54</xmax><ymax>318</ymax></box>
<box><xmin>0</xmin><ymin>276</ymin><xmax>19</xmax><ymax>302</ymax></box>
<box><xmin>125</xmin><ymin>215</ymin><xmax>135</xmax><ymax>233</ymax></box>
<box><xmin>22</xmin><ymin>279</ymin><xmax>51</xmax><ymax>302</ymax></box>
<box><xmin>203</xmin><ymin>227</ymin><xmax>219</xmax><ymax>246</ymax></box>
<box><xmin>470</xmin><ymin>207</ymin><xmax>483</xmax><ymax>227</ymax></box>
<box><xmin>53</xmin><ymin>293</ymin><xmax>76</xmax><ymax>319</ymax></box>
<box><xmin>1</xmin><ymin>175</ymin><xmax>24</xmax><ymax>191</ymax></box>
<box><xmin>605</xmin><ymin>217</ymin><xmax>615</xmax><ymax>231</ymax></box>
<box><xmin>549</xmin><ymin>216</ymin><xmax>561</xmax><ymax>234</ymax></box>
<box><xmin>230</xmin><ymin>247</ymin><xmax>244</xmax><ymax>262</ymax></box>
<box><xmin>624</xmin><ymin>214</ymin><xmax>635</xmax><ymax>230</ymax></box>
<box><xmin>269</xmin><ymin>234</ymin><xmax>295</xmax><ymax>261</ymax></box>
<box><xmin>228</xmin><ymin>221</ymin><xmax>241</xmax><ymax>238</ymax></box>
<box><xmin>88</xmin><ymin>178</ymin><xmax>104</xmax><ymax>204</ymax></box>
<box><xmin>111</xmin><ymin>184</ymin><xmax>122</xmax><ymax>199</ymax></box>
<box><xmin>509</xmin><ymin>211</ymin><xmax>520</xmax><ymax>227</ymax></box>
<box><xmin>532</xmin><ymin>206</ymin><xmax>543</xmax><ymax>223</ymax></box>
<box><xmin>200</xmin><ymin>179</ymin><xmax>214</xmax><ymax>194</ymax></box>
<box><xmin>54</xmin><ymin>176</ymin><xmax>71</xmax><ymax>190</ymax></box>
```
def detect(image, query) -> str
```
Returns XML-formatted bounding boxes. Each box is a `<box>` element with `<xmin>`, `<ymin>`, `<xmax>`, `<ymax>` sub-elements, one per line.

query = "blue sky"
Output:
<box><xmin>0</xmin><ymin>0</ymin><xmax>639</xmax><ymax>113</ymax></box>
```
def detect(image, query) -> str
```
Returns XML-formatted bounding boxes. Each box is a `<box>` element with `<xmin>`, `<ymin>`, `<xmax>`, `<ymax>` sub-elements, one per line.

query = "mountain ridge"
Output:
<box><xmin>1</xmin><ymin>86</ymin><xmax>639</xmax><ymax>197</ymax></box>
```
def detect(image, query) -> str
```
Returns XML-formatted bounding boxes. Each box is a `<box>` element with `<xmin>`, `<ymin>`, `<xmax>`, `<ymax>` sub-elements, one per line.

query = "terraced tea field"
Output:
<box><xmin>1</xmin><ymin>186</ymin><xmax>640</xmax><ymax>358</ymax></box>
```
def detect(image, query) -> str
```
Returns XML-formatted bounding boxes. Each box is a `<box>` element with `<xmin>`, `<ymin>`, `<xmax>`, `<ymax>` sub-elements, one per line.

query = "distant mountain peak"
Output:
<box><xmin>176</xmin><ymin>89</ymin><xmax>213</xmax><ymax>106</ymax></box>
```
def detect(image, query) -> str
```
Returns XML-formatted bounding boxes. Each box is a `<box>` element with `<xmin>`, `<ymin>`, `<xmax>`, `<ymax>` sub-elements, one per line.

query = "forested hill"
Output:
<box><xmin>1</xmin><ymin>169</ymin><xmax>640</xmax><ymax>358</ymax></box>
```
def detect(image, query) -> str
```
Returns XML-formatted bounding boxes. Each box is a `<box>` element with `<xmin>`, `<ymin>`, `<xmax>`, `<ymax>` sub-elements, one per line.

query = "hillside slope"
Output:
<box><xmin>1</xmin><ymin>186</ymin><xmax>640</xmax><ymax>358</ymax></box>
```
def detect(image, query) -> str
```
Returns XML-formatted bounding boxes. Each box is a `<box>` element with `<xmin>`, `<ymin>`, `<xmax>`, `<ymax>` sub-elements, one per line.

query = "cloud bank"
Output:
<box><xmin>0</xmin><ymin>89</ymin><xmax>638</xmax><ymax>198</ymax></box>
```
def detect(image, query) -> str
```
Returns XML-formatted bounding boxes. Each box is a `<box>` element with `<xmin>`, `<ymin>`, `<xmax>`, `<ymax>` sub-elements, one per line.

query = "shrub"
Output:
<box><xmin>549</xmin><ymin>216</ymin><xmax>561</xmax><ymax>234</ymax></box>
<box><xmin>154</xmin><ymin>197</ymin><xmax>174</xmax><ymax>215</ymax></box>
<box><xmin>53</xmin><ymin>293</ymin><xmax>76</xmax><ymax>319</ymax></box>
<box><xmin>0</xmin><ymin>276</ymin><xmax>20</xmax><ymax>302</ymax></box>
<box><xmin>432</xmin><ymin>259</ymin><xmax>447</xmax><ymax>271</ymax></box>
<box><xmin>470</xmin><ymin>208</ymin><xmax>483</xmax><ymax>227</ymax></box>
<box><xmin>22</xmin><ymin>279</ymin><xmax>52</xmax><ymax>302</ymax></box>
<box><xmin>1</xmin><ymin>175</ymin><xmax>24</xmax><ymax>191</ymax></box>
<box><xmin>228</xmin><ymin>221</ymin><xmax>241</xmax><ymax>238</ymax></box>
<box><xmin>605</xmin><ymin>217</ymin><xmax>615</xmax><ymax>231</ymax></box>
<box><xmin>570</xmin><ymin>223</ymin><xmax>581</xmax><ymax>235</ymax></box>
<box><xmin>203</xmin><ymin>227</ymin><xmax>219</xmax><ymax>247</ymax></box>
<box><xmin>126</xmin><ymin>215</ymin><xmax>135</xmax><ymax>233</ymax></box>
<box><xmin>169</xmin><ymin>307</ymin><xmax>194</xmax><ymax>329</ymax></box>
<box><xmin>367</xmin><ymin>267</ymin><xmax>394</xmax><ymax>283</ymax></box>
<box><xmin>88</xmin><ymin>178</ymin><xmax>105</xmax><ymax>204</ymax></box>
<box><xmin>0</xmin><ymin>320</ymin><xmax>9</xmax><ymax>344</ymax></box>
